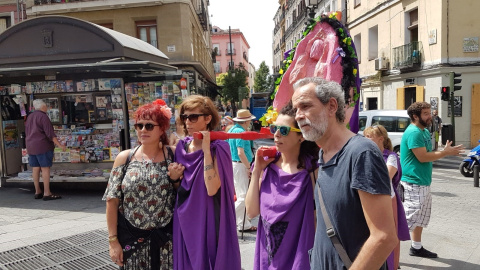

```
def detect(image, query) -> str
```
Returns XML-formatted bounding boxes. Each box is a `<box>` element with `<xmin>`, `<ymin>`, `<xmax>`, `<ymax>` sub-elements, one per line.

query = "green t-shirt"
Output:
<box><xmin>227</xmin><ymin>124</ymin><xmax>253</xmax><ymax>163</ymax></box>
<box><xmin>400</xmin><ymin>124</ymin><xmax>432</xmax><ymax>186</ymax></box>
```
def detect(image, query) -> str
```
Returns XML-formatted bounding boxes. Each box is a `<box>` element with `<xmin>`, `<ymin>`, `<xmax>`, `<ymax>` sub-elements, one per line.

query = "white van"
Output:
<box><xmin>358</xmin><ymin>110</ymin><xmax>411</xmax><ymax>154</ymax></box>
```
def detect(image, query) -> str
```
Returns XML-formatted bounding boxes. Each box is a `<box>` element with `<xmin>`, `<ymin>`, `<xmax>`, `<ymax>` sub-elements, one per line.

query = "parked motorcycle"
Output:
<box><xmin>459</xmin><ymin>140</ymin><xmax>480</xmax><ymax>177</ymax></box>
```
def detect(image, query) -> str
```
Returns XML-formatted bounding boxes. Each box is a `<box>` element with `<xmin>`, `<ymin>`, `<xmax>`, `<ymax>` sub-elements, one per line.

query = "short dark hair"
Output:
<box><xmin>179</xmin><ymin>95</ymin><xmax>220</xmax><ymax>131</ymax></box>
<box><xmin>407</xmin><ymin>102</ymin><xmax>431</xmax><ymax>121</ymax></box>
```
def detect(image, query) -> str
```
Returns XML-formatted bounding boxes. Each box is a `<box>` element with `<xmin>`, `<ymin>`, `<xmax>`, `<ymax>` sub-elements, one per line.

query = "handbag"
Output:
<box><xmin>311</xmin><ymin>172</ymin><xmax>353</xmax><ymax>269</ymax></box>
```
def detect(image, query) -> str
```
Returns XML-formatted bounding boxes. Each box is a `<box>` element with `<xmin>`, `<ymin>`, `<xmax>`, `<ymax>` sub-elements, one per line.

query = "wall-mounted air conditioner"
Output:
<box><xmin>375</xmin><ymin>57</ymin><xmax>389</xmax><ymax>70</ymax></box>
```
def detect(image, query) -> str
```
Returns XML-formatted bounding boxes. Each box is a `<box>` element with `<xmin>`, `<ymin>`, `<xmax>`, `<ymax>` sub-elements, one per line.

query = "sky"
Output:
<box><xmin>208</xmin><ymin>0</ymin><xmax>278</xmax><ymax>71</ymax></box>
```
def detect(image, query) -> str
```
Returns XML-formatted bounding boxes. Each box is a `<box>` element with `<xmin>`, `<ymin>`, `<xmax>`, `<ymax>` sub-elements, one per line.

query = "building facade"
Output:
<box><xmin>0</xmin><ymin>0</ymin><xmax>27</xmax><ymax>33</ymax></box>
<box><xmin>347</xmin><ymin>0</ymin><xmax>480</xmax><ymax>147</ymax></box>
<box><xmin>211</xmin><ymin>26</ymin><xmax>250</xmax><ymax>78</ymax></box>
<box><xmin>26</xmin><ymin>0</ymin><xmax>218</xmax><ymax>97</ymax></box>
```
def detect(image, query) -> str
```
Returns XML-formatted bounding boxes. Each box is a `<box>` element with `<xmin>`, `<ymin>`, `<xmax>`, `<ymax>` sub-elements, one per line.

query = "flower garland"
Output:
<box><xmin>260</xmin><ymin>12</ymin><xmax>360</xmax><ymax>127</ymax></box>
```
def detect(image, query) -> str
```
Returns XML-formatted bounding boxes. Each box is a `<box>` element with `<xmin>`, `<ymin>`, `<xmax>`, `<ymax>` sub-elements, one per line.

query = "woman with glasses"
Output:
<box><xmin>363</xmin><ymin>125</ymin><xmax>409</xmax><ymax>270</ymax></box>
<box><xmin>245</xmin><ymin>102</ymin><xmax>319</xmax><ymax>269</ymax></box>
<box><xmin>103</xmin><ymin>99</ymin><xmax>184</xmax><ymax>269</ymax></box>
<box><xmin>172</xmin><ymin>95</ymin><xmax>241</xmax><ymax>270</ymax></box>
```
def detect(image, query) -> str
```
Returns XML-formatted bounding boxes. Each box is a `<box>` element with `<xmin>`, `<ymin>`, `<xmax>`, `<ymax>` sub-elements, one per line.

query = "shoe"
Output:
<box><xmin>34</xmin><ymin>193</ymin><xmax>43</xmax><ymax>199</ymax></box>
<box><xmin>409</xmin><ymin>246</ymin><xmax>438</xmax><ymax>258</ymax></box>
<box><xmin>43</xmin><ymin>194</ymin><xmax>62</xmax><ymax>201</ymax></box>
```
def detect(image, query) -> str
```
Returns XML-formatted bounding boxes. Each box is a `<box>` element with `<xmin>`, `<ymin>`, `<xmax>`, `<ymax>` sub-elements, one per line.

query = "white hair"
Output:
<box><xmin>33</xmin><ymin>99</ymin><xmax>46</xmax><ymax>110</ymax></box>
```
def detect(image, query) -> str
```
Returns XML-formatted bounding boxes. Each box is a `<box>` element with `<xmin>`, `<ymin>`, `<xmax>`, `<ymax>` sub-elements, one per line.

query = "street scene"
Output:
<box><xmin>1</xmin><ymin>0</ymin><xmax>480</xmax><ymax>269</ymax></box>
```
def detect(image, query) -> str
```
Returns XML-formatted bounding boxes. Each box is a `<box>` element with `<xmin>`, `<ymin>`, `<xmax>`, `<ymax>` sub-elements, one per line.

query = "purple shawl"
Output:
<box><xmin>173</xmin><ymin>137</ymin><xmax>241</xmax><ymax>270</ymax></box>
<box><xmin>254</xmin><ymin>153</ymin><xmax>315</xmax><ymax>269</ymax></box>
<box><xmin>383</xmin><ymin>149</ymin><xmax>410</xmax><ymax>270</ymax></box>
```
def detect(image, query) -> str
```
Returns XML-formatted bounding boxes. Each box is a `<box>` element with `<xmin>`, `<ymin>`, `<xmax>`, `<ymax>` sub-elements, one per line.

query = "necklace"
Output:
<box><xmin>142</xmin><ymin>147</ymin><xmax>160</xmax><ymax>166</ymax></box>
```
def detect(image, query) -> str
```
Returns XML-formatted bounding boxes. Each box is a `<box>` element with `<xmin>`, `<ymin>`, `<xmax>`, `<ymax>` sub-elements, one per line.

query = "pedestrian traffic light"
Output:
<box><xmin>450</xmin><ymin>72</ymin><xmax>462</xmax><ymax>91</ymax></box>
<box><xmin>441</xmin><ymin>86</ymin><xmax>450</xmax><ymax>101</ymax></box>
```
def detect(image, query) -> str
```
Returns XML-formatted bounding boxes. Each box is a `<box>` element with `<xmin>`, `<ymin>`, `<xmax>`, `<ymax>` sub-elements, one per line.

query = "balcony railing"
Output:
<box><xmin>392</xmin><ymin>41</ymin><xmax>422</xmax><ymax>70</ymax></box>
<box><xmin>195</xmin><ymin>1</ymin><xmax>208</xmax><ymax>31</ymax></box>
<box><xmin>226</xmin><ymin>48</ymin><xmax>236</xmax><ymax>55</ymax></box>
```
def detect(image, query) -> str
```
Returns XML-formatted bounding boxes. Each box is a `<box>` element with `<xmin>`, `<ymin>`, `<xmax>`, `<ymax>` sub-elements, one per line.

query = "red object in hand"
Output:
<box><xmin>193</xmin><ymin>129</ymin><xmax>273</xmax><ymax>141</ymax></box>
<box><xmin>257</xmin><ymin>146</ymin><xmax>277</xmax><ymax>158</ymax></box>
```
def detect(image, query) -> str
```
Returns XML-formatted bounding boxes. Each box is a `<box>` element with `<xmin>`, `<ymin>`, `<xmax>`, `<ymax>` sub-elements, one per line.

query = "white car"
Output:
<box><xmin>358</xmin><ymin>110</ymin><xmax>411</xmax><ymax>154</ymax></box>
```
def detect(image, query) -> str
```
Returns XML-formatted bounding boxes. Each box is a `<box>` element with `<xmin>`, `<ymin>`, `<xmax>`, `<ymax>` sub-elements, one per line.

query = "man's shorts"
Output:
<box><xmin>434</xmin><ymin>131</ymin><xmax>439</xmax><ymax>142</ymax></box>
<box><xmin>28</xmin><ymin>151</ymin><xmax>54</xmax><ymax>167</ymax></box>
<box><xmin>401</xmin><ymin>181</ymin><xmax>432</xmax><ymax>230</ymax></box>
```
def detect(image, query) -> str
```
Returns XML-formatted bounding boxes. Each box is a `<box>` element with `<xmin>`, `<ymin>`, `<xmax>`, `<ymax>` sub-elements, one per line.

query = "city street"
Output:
<box><xmin>0</xmin><ymin>153</ymin><xmax>479</xmax><ymax>269</ymax></box>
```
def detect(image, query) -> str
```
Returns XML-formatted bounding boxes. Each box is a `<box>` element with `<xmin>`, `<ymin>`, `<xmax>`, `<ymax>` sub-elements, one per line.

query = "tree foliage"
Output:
<box><xmin>216</xmin><ymin>72</ymin><xmax>227</xmax><ymax>86</ymax></box>
<box><xmin>253</xmin><ymin>61</ymin><xmax>272</xmax><ymax>93</ymax></box>
<box><xmin>222</xmin><ymin>63</ymin><xmax>248</xmax><ymax>103</ymax></box>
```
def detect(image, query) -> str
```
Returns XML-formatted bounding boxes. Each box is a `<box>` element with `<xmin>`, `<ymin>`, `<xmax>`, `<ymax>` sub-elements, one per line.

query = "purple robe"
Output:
<box><xmin>254</xmin><ymin>153</ymin><xmax>315</xmax><ymax>269</ymax></box>
<box><xmin>173</xmin><ymin>137</ymin><xmax>241</xmax><ymax>270</ymax></box>
<box><xmin>383</xmin><ymin>149</ymin><xmax>410</xmax><ymax>270</ymax></box>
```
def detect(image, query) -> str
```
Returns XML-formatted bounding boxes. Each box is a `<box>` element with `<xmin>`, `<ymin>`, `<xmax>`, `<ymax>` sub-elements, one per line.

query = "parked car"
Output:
<box><xmin>358</xmin><ymin>110</ymin><xmax>411</xmax><ymax>154</ymax></box>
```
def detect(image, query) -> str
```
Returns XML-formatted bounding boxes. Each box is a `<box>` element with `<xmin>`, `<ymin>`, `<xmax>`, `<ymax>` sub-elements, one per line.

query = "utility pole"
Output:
<box><xmin>228</xmin><ymin>26</ymin><xmax>234</xmax><ymax>71</ymax></box>
<box><xmin>449</xmin><ymin>71</ymin><xmax>462</xmax><ymax>146</ymax></box>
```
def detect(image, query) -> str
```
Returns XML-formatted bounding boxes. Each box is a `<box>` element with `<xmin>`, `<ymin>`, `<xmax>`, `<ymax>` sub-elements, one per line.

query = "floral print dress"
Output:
<box><xmin>103</xmin><ymin>156</ymin><xmax>176</xmax><ymax>270</ymax></box>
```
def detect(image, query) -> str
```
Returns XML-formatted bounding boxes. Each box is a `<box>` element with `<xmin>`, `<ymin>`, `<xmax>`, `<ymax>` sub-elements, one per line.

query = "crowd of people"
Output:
<box><xmin>101</xmin><ymin>77</ymin><xmax>464</xmax><ymax>269</ymax></box>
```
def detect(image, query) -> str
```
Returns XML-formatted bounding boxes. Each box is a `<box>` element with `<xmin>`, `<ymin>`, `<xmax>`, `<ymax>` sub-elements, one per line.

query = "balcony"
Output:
<box><xmin>226</xmin><ymin>48</ymin><xmax>236</xmax><ymax>55</ymax></box>
<box><xmin>392</xmin><ymin>41</ymin><xmax>422</xmax><ymax>70</ymax></box>
<box><xmin>195</xmin><ymin>1</ymin><xmax>209</xmax><ymax>31</ymax></box>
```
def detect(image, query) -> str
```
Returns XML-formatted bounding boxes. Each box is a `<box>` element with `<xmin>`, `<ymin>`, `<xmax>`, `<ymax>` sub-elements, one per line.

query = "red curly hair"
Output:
<box><xmin>134</xmin><ymin>100</ymin><xmax>171</xmax><ymax>145</ymax></box>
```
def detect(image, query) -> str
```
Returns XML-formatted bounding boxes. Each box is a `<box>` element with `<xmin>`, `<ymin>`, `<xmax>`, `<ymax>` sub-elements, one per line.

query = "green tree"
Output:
<box><xmin>253</xmin><ymin>61</ymin><xmax>271</xmax><ymax>93</ymax></box>
<box><xmin>222</xmin><ymin>63</ymin><xmax>248</xmax><ymax>113</ymax></box>
<box><xmin>216</xmin><ymin>72</ymin><xmax>227</xmax><ymax>86</ymax></box>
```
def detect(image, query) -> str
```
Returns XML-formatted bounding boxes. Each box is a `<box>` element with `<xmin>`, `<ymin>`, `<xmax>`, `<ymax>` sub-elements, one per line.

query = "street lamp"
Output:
<box><xmin>304</xmin><ymin>0</ymin><xmax>318</xmax><ymax>18</ymax></box>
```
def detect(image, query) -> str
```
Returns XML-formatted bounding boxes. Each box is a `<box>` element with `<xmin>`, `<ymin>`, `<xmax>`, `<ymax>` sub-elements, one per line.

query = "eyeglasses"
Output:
<box><xmin>134</xmin><ymin>123</ymin><xmax>160</xmax><ymax>131</ymax></box>
<box><xmin>180</xmin><ymin>114</ymin><xmax>208</xmax><ymax>123</ymax></box>
<box><xmin>270</xmin><ymin>124</ymin><xmax>302</xmax><ymax>136</ymax></box>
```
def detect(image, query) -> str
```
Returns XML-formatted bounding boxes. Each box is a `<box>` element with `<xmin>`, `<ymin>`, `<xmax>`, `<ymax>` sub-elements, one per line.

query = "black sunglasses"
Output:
<box><xmin>180</xmin><ymin>114</ymin><xmax>208</xmax><ymax>123</ymax></box>
<box><xmin>270</xmin><ymin>124</ymin><xmax>302</xmax><ymax>136</ymax></box>
<box><xmin>134</xmin><ymin>123</ymin><xmax>160</xmax><ymax>131</ymax></box>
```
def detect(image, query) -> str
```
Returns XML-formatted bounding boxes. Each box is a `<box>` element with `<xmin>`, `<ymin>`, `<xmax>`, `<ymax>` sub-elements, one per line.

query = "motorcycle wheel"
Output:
<box><xmin>459</xmin><ymin>161</ymin><xmax>474</xmax><ymax>177</ymax></box>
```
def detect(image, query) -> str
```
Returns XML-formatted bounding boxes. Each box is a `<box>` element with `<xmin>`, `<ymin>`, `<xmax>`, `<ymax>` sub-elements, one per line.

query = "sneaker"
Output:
<box><xmin>409</xmin><ymin>246</ymin><xmax>438</xmax><ymax>258</ymax></box>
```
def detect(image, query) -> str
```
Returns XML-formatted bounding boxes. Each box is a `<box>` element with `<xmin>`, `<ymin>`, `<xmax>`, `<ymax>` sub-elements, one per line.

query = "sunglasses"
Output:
<box><xmin>270</xmin><ymin>124</ymin><xmax>302</xmax><ymax>136</ymax></box>
<box><xmin>134</xmin><ymin>123</ymin><xmax>160</xmax><ymax>131</ymax></box>
<box><xmin>180</xmin><ymin>113</ymin><xmax>208</xmax><ymax>123</ymax></box>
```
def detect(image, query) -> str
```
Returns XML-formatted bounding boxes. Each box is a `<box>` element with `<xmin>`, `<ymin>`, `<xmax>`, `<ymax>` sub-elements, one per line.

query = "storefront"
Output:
<box><xmin>0</xmin><ymin>16</ymin><xmax>190</xmax><ymax>184</ymax></box>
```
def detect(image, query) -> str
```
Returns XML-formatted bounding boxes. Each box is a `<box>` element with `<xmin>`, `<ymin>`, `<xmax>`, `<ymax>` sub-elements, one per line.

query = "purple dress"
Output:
<box><xmin>254</xmin><ymin>153</ymin><xmax>315</xmax><ymax>269</ymax></box>
<box><xmin>384</xmin><ymin>149</ymin><xmax>410</xmax><ymax>270</ymax></box>
<box><xmin>173</xmin><ymin>137</ymin><xmax>241</xmax><ymax>270</ymax></box>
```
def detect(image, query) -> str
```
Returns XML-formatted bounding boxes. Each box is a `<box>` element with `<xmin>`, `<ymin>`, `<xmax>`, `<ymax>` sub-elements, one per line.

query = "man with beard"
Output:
<box><xmin>292</xmin><ymin>77</ymin><xmax>398</xmax><ymax>270</ymax></box>
<box><xmin>400</xmin><ymin>102</ymin><xmax>463</xmax><ymax>258</ymax></box>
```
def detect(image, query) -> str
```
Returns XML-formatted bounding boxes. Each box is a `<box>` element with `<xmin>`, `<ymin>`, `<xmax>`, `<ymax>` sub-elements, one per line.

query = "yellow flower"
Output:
<box><xmin>288</xmin><ymin>60</ymin><xmax>292</xmax><ymax>64</ymax></box>
<box><xmin>279</xmin><ymin>69</ymin><xmax>284</xmax><ymax>75</ymax></box>
<box><xmin>353</xmin><ymin>69</ymin><xmax>357</xmax><ymax>76</ymax></box>
<box><xmin>283</xmin><ymin>60</ymin><xmax>287</xmax><ymax>64</ymax></box>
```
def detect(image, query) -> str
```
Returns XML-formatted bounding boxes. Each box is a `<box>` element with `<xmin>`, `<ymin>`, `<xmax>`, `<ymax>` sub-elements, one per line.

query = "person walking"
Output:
<box><xmin>364</xmin><ymin>125</ymin><xmax>410</xmax><ymax>270</ymax></box>
<box><xmin>104</xmin><ymin>99</ymin><xmax>184</xmax><ymax>269</ymax></box>
<box><xmin>246</xmin><ymin>102</ymin><xmax>319</xmax><ymax>269</ymax></box>
<box><xmin>400</xmin><ymin>102</ymin><xmax>464</xmax><ymax>258</ymax></box>
<box><xmin>228</xmin><ymin>109</ymin><xmax>257</xmax><ymax>232</ymax></box>
<box><xmin>292</xmin><ymin>77</ymin><xmax>398</xmax><ymax>269</ymax></box>
<box><xmin>25</xmin><ymin>99</ymin><xmax>66</xmax><ymax>201</ymax></box>
<box><xmin>172</xmin><ymin>95</ymin><xmax>241</xmax><ymax>270</ymax></box>
<box><xmin>429</xmin><ymin>109</ymin><xmax>442</xmax><ymax>150</ymax></box>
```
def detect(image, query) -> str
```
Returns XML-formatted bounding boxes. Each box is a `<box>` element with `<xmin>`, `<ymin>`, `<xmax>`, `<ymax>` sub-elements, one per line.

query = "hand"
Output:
<box><xmin>109</xmin><ymin>240</ymin><xmax>124</xmax><ymax>266</ymax></box>
<box><xmin>443</xmin><ymin>140</ymin><xmax>464</xmax><ymax>156</ymax></box>
<box><xmin>168</xmin><ymin>162</ymin><xmax>185</xmax><ymax>180</ymax></box>
<box><xmin>254</xmin><ymin>146</ymin><xmax>276</xmax><ymax>172</ymax></box>
<box><xmin>200</xmin><ymin>131</ymin><xmax>211</xmax><ymax>154</ymax></box>
<box><xmin>61</xmin><ymin>145</ymin><xmax>67</xmax><ymax>152</ymax></box>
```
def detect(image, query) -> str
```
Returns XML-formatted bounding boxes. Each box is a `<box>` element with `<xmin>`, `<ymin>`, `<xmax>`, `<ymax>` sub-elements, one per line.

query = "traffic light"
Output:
<box><xmin>441</xmin><ymin>86</ymin><xmax>450</xmax><ymax>101</ymax></box>
<box><xmin>450</xmin><ymin>72</ymin><xmax>462</xmax><ymax>91</ymax></box>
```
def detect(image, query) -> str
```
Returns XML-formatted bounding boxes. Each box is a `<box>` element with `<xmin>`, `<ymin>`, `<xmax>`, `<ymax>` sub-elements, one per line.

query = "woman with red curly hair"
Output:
<box><xmin>103</xmin><ymin>99</ymin><xmax>185</xmax><ymax>269</ymax></box>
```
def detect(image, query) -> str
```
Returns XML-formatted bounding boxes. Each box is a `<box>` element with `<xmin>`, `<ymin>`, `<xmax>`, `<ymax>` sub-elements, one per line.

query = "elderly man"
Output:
<box><xmin>25</xmin><ymin>99</ymin><xmax>66</xmax><ymax>201</ymax></box>
<box><xmin>228</xmin><ymin>109</ymin><xmax>257</xmax><ymax>232</ymax></box>
<box><xmin>292</xmin><ymin>77</ymin><xmax>398</xmax><ymax>269</ymax></box>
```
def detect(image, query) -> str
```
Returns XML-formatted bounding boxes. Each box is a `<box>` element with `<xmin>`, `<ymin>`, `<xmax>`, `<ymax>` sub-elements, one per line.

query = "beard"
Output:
<box><xmin>419</xmin><ymin>117</ymin><xmax>431</xmax><ymax>128</ymax></box>
<box><xmin>298</xmin><ymin>110</ymin><xmax>328</xmax><ymax>141</ymax></box>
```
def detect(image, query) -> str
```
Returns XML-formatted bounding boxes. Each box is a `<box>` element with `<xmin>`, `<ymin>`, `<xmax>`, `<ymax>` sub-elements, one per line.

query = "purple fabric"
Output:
<box><xmin>25</xmin><ymin>110</ymin><xmax>56</xmax><ymax>155</ymax></box>
<box><xmin>349</xmin><ymin>40</ymin><xmax>361</xmax><ymax>134</ymax></box>
<box><xmin>254</xmin><ymin>153</ymin><xmax>315</xmax><ymax>269</ymax></box>
<box><xmin>383</xmin><ymin>149</ymin><xmax>410</xmax><ymax>270</ymax></box>
<box><xmin>173</xmin><ymin>137</ymin><xmax>241</xmax><ymax>270</ymax></box>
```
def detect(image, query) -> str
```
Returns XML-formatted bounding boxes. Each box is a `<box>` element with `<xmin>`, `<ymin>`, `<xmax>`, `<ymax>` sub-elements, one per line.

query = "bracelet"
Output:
<box><xmin>108</xmin><ymin>235</ymin><xmax>118</xmax><ymax>242</ymax></box>
<box><xmin>168</xmin><ymin>176</ymin><xmax>181</xmax><ymax>184</ymax></box>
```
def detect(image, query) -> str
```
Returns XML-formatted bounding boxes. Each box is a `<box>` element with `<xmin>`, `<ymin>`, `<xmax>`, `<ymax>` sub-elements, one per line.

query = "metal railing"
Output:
<box><xmin>226</xmin><ymin>48</ymin><xmax>236</xmax><ymax>55</ymax></box>
<box><xmin>392</xmin><ymin>41</ymin><xmax>422</xmax><ymax>69</ymax></box>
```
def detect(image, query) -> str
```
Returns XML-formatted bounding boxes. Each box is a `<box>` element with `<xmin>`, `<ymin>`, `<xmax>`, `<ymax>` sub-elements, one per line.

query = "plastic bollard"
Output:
<box><xmin>474</xmin><ymin>165</ymin><xmax>479</xmax><ymax>188</ymax></box>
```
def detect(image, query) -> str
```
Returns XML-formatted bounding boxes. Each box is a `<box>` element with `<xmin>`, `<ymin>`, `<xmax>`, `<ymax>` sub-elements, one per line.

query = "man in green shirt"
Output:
<box><xmin>401</xmin><ymin>102</ymin><xmax>464</xmax><ymax>258</ymax></box>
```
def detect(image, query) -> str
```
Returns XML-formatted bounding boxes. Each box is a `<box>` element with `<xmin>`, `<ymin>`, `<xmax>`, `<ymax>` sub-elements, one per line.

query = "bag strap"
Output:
<box><xmin>315</xmin><ymin>177</ymin><xmax>353</xmax><ymax>268</ymax></box>
<box><xmin>119</xmin><ymin>145</ymin><xmax>141</xmax><ymax>203</ymax></box>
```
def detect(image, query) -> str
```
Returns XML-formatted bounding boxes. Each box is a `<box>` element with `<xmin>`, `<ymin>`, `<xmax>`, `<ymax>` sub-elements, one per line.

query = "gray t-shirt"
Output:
<box><xmin>310</xmin><ymin>135</ymin><xmax>391</xmax><ymax>270</ymax></box>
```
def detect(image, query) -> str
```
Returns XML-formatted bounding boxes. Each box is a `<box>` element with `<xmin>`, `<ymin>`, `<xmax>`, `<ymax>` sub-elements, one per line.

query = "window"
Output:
<box><xmin>359</xmin><ymin>116</ymin><xmax>367</xmax><ymax>131</ymax></box>
<box><xmin>214</xmin><ymin>62</ymin><xmax>221</xmax><ymax>73</ymax></box>
<box><xmin>354</xmin><ymin>0</ymin><xmax>361</xmax><ymax>7</ymax></box>
<box><xmin>354</xmin><ymin>33</ymin><xmax>361</xmax><ymax>62</ymax></box>
<box><xmin>136</xmin><ymin>20</ymin><xmax>157</xmax><ymax>48</ymax></box>
<box><xmin>213</xmin><ymin>44</ymin><xmax>220</xmax><ymax>56</ymax></box>
<box><xmin>228</xmin><ymin>61</ymin><xmax>235</xmax><ymax>70</ymax></box>
<box><xmin>371</xmin><ymin>116</ymin><xmax>411</xmax><ymax>132</ymax></box>
<box><xmin>0</xmin><ymin>17</ymin><xmax>11</xmax><ymax>34</ymax></box>
<box><xmin>226</xmin><ymin>43</ymin><xmax>235</xmax><ymax>55</ymax></box>
<box><xmin>368</xmin><ymin>25</ymin><xmax>378</xmax><ymax>60</ymax></box>
<box><xmin>408</xmin><ymin>9</ymin><xmax>418</xmax><ymax>42</ymax></box>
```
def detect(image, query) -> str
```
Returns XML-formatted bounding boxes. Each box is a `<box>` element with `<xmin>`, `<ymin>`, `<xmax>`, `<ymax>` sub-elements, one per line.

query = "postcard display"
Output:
<box><xmin>16</xmin><ymin>78</ymin><xmax>125</xmax><ymax>180</ymax></box>
<box><xmin>125</xmin><ymin>80</ymin><xmax>187</xmax><ymax>147</ymax></box>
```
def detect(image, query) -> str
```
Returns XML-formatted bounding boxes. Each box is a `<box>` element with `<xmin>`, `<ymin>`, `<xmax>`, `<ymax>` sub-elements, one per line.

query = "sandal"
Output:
<box><xmin>43</xmin><ymin>194</ymin><xmax>62</xmax><ymax>201</ymax></box>
<box><xmin>34</xmin><ymin>193</ymin><xmax>43</xmax><ymax>199</ymax></box>
<box><xmin>239</xmin><ymin>226</ymin><xmax>257</xmax><ymax>232</ymax></box>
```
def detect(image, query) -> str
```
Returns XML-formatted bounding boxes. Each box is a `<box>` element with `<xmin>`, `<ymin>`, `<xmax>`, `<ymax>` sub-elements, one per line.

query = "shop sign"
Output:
<box><xmin>180</xmin><ymin>78</ymin><xmax>187</xmax><ymax>89</ymax></box>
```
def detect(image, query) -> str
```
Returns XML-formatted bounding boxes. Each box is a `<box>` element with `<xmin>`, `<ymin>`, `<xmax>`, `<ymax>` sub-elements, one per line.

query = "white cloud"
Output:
<box><xmin>208</xmin><ymin>0</ymin><xmax>277</xmax><ymax>72</ymax></box>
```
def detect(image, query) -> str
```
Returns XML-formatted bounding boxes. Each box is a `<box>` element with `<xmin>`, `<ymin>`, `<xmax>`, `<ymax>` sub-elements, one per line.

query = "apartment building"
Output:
<box><xmin>348</xmin><ymin>0</ymin><xmax>480</xmax><ymax>147</ymax></box>
<box><xmin>0</xmin><ymin>0</ymin><xmax>26</xmax><ymax>33</ymax></box>
<box><xmin>211</xmin><ymin>26</ymin><xmax>250</xmax><ymax>79</ymax></box>
<box><xmin>26</xmin><ymin>0</ymin><xmax>218</xmax><ymax>97</ymax></box>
